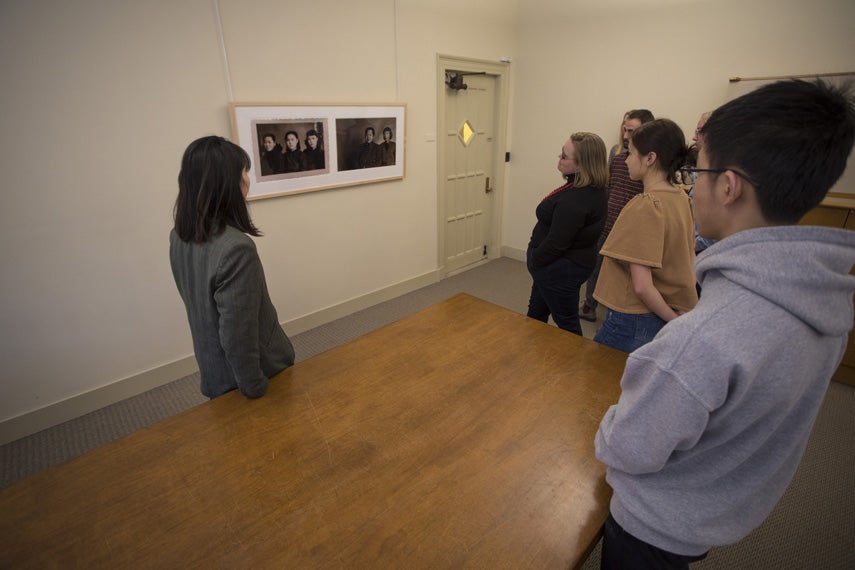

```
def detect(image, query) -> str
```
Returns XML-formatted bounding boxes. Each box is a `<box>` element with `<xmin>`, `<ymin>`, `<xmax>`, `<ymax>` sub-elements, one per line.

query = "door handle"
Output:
<box><xmin>485</xmin><ymin>177</ymin><xmax>493</xmax><ymax>194</ymax></box>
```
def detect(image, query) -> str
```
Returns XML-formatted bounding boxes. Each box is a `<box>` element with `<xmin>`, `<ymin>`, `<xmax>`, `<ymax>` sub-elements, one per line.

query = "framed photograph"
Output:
<box><xmin>229</xmin><ymin>103</ymin><xmax>406</xmax><ymax>200</ymax></box>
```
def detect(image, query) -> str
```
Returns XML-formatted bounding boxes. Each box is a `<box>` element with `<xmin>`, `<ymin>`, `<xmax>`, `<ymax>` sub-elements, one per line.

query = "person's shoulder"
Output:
<box><xmin>650</xmin><ymin>186</ymin><xmax>690</xmax><ymax>206</ymax></box>
<box><xmin>578</xmin><ymin>185</ymin><xmax>608</xmax><ymax>212</ymax></box>
<box><xmin>217</xmin><ymin>226</ymin><xmax>257</xmax><ymax>251</ymax></box>
<box><xmin>169</xmin><ymin>227</ymin><xmax>195</xmax><ymax>251</ymax></box>
<box><xmin>168</xmin><ymin>228</ymin><xmax>182</xmax><ymax>256</ymax></box>
<box><xmin>614</xmin><ymin>193</ymin><xmax>663</xmax><ymax>225</ymax></box>
<box><xmin>658</xmin><ymin>185</ymin><xmax>690</xmax><ymax>198</ymax></box>
<box><xmin>608</xmin><ymin>152</ymin><xmax>628</xmax><ymax>170</ymax></box>
<box><xmin>625</xmin><ymin>191</ymin><xmax>660</xmax><ymax>209</ymax></box>
<box><xmin>574</xmin><ymin>184</ymin><xmax>607</xmax><ymax>198</ymax></box>
<box><xmin>588</xmin><ymin>183</ymin><xmax>607</xmax><ymax>192</ymax></box>
<box><xmin>212</xmin><ymin>229</ymin><xmax>260</xmax><ymax>274</ymax></box>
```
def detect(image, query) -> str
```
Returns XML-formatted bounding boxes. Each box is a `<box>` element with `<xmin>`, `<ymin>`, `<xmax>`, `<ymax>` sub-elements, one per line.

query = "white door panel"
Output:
<box><xmin>442</xmin><ymin>73</ymin><xmax>495</xmax><ymax>274</ymax></box>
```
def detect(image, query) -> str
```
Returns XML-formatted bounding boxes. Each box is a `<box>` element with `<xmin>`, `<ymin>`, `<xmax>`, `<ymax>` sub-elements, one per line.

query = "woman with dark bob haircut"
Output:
<box><xmin>592</xmin><ymin>119</ymin><xmax>698</xmax><ymax>352</ymax></box>
<box><xmin>170</xmin><ymin>135</ymin><xmax>295</xmax><ymax>399</ymax></box>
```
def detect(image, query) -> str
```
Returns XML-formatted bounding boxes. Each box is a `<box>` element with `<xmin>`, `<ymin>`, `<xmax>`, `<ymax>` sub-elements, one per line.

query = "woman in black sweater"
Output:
<box><xmin>526</xmin><ymin>132</ymin><xmax>609</xmax><ymax>335</ymax></box>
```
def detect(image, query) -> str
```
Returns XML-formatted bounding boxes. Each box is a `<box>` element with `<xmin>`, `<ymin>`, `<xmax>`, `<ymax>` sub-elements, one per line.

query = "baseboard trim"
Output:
<box><xmin>501</xmin><ymin>245</ymin><xmax>526</xmax><ymax>262</ymax></box>
<box><xmin>0</xmin><ymin>355</ymin><xmax>200</xmax><ymax>446</ymax></box>
<box><xmin>283</xmin><ymin>269</ymin><xmax>439</xmax><ymax>335</ymax></box>
<box><xmin>0</xmin><ymin>269</ymin><xmax>440</xmax><ymax>446</ymax></box>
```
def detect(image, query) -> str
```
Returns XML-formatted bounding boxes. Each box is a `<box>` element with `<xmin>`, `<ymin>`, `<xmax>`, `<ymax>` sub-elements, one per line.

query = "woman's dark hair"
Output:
<box><xmin>284</xmin><ymin>130</ymin><xmax>301</xmax><ymax>151</ymax></box>
<box><xmin>173</xmin><ymin>135</ymin><xmax>260</xmax><ymax>243</ymax></box>
<box><xmin>629</xmin><ymin>118</ymin><xmax>688</xmax><ymax>179</ymax></box>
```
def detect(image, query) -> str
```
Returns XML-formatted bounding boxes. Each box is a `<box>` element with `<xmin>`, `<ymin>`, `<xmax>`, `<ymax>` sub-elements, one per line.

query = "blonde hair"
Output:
<box><xmin>570</xmin><ymin>132</ymin><xmax>609</xmax><ymax>188</ymax></box>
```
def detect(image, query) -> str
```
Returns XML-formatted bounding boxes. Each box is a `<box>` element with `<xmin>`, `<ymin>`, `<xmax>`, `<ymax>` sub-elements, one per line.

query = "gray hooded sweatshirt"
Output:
<box><xmin>595</xmin><ymin>225</ymin><xmax>855</xmax><ymax>556</ymax></box>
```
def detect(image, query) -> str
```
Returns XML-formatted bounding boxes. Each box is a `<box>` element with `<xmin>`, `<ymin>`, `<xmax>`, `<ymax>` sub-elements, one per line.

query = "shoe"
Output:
<box><xmin>579</xmin><ymin>304</ymin><xmax>597</xmax><ymax>322</ymax></box>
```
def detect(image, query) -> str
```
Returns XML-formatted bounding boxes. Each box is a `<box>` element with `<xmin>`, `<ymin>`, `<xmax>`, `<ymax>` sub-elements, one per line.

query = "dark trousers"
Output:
<box><xmin>526</xmin><ymin>247</ymin><xmax>593</xmax><ymax>336</ymax></box>
<box><xmin>583</xmin><ymin>234</ymin><xmax>606</xmax><ymax>310</ymax></box>
<box><xmin>601</xmin><ymin>513</ymin><xmax>708</xmax><ymax>570</ymax></box>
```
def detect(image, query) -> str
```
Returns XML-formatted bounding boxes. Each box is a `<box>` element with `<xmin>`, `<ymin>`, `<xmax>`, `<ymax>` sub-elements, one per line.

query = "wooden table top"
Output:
<box><xmin>0</xmin><ymin>293</ymin><xmax>626</xmax><ymax>569</ymax></box>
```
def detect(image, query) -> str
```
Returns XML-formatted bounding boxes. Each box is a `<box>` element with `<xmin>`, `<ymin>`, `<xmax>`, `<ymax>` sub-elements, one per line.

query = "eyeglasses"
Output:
<box><xmin>679</xmin><ymin>166</ymin><xmax>760</xmax><ymax>188</ymax></box>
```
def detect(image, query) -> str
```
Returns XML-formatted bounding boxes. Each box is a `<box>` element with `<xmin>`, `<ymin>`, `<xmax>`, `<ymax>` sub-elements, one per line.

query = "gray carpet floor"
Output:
<box><xmin>2</xmin><ymin>257</ymin><xmax>853</xmax><ymax>568</ymax></box>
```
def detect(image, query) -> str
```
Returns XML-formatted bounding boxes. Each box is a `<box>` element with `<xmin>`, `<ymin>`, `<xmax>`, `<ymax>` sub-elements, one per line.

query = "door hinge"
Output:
<box><xmin>483</xmin><ymin>245</ymin><xmax>487</xmax><ymax>256</ymax></box>
<box><xmin>485</xmin><ymin>177</ymin><xmax>493</xmax><ymax>194</ymax></box>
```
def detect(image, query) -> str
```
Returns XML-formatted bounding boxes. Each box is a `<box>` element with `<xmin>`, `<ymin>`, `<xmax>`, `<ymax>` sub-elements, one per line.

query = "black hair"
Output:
<box><xmin>674</xmin><ymin>144</ymin><xmax>700</xmax><ymax>186</ymax></box>
<box><xmin>262</xmin><ymin>133</ymin><xmax>276</xmax><ymax>142</ymax></box>
<box><xmin>626</xmin><ymin>109</ymin><xmax>655</xmax><ymax>124</ymax></box>
<box><xmin>173</xmin><ymin>135</ymin><xmax>260</xmax><ymax>243</ymax></box>
<box><xmin>365</xmin><ymin>126</ymin><xmax>375</xmax><ymax>136</ymax></box>
<box><xmin>702</xmin><ymin>79</ymin><xmax>855</xmax><ymax>223</ymax></box>
<box><xmin>685</xmin><ymin>143</ymin><xmax>699</xmax><ymax>167</ymax></box>
<box><xmin>383</xmin><ymin>126</ymin><xmax>393</xmax><ymax>136</ymax></box>
<box><xmin>306</xmin><ymin>129</ymin><xmax>318</xmax><ymax>138</ymax></box>
<box><xmin>284</xmin><ymin>130</ymin><xmax>301</xmax><ymax>151</ymax></box>
<box><xmin>629</xmin><ymin>118</ymin><xmax>688</xmax><ymax>180</ymax></box>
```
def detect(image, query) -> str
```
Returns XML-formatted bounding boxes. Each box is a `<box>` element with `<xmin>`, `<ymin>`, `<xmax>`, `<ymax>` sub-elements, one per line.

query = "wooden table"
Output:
<box><xmin>0</xmin><ymin>294</ymin><xmax>626</xmax><ymax>569</ymax></box>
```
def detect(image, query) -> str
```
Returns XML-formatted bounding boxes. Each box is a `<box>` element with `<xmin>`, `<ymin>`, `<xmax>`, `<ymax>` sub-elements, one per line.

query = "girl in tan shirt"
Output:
<box><xmin>592</xmin><ymin>119</ymin><xmax>698</xmax><ymax>352</ymax></box>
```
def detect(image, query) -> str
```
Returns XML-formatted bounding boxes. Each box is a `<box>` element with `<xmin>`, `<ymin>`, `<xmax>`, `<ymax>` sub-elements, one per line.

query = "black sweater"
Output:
<box><xmin>528</xmin><ymin>183</ymin><xmax>607</xmax><ymax>268</ymax></box>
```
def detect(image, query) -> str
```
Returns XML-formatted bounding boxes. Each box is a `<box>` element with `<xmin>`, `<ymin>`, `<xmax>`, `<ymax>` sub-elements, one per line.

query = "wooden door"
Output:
<box><xmin>442</xmin><ymin>73</ymin><xmax>496</xmax><ymax>274</ymax></box>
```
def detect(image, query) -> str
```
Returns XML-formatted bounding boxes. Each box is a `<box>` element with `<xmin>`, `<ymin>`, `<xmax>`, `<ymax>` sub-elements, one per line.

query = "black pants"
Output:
<box><xmin>601</xmin><ymin>513</ymin><xmax>708</xmax><ymax>570</ymax></box>
<box><xmin>526</xmin><ymin>247</ymin><xmax>593</xmax><ymax>336</ymax></box>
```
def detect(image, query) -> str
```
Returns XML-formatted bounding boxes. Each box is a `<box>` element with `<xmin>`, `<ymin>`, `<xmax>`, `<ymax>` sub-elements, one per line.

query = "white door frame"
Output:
<box><xmin>436</xmin><ymin>54</ymin><xmax>510</xmax><ymax>278</ymax></box>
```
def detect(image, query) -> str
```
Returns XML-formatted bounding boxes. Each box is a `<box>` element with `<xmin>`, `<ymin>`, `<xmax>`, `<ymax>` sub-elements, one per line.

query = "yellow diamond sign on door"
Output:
<box><xmin>458</xmin><ymin>120</ymin><xmax>475</xmax><ymax>147</ymax></box>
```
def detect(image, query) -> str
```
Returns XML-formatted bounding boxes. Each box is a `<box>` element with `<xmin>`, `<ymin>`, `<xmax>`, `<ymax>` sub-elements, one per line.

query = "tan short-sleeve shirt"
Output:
<box><xmin>594</xmin><ymin>188</ymin><xmax>698</xmax><ymax>314</ymax></box>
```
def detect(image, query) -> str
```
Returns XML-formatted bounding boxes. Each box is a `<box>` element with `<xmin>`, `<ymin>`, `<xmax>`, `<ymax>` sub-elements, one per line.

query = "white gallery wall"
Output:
<box><xmin>1</xmin><ymin>0</ymin><xmax>852</xmax><ymax>443</ymax></box>
<box><xmin>503</xmin><ymin>0</ymin><xmax>855</xmax><ymax>251</ymax></box>
<box><xmin>0</xmin><ymin>0</ymin><xmax>521</xmax><ymax>443</ymax></box>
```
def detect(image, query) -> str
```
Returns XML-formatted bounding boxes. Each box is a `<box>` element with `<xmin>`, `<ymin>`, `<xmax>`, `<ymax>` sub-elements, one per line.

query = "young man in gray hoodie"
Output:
<box><xmin>595</xmin><ymin>79</ymin><xmax>855</xmax><ymax>569</ymax></box>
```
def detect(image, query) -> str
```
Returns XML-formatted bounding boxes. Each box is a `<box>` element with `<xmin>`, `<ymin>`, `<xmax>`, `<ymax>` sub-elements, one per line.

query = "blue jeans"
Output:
<box><xmin>593</xmin><ymin>309</ymin><xmax>666</xmax><ymax>353</ymax></box>
<box><xmin>526</xmin><ymin>247</ymin><xmax>593</xmax><ymax>336</ymax></box>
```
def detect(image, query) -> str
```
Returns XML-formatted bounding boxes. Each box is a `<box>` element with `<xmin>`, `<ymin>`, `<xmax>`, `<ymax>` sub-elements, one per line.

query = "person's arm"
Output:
<box><xmin>214</xmin><ymin>240</ymin><xmax>269</xmax><ymax>398</ymax></box>
<box><xmin>596</xmin><ymin>352</ymin><xmax>710</xmax><ymax>474</ymax></box>
<box><xmin>630</xmin><ymin>262</ymin><xmax>682</xmax><ymax>321</ymax></box>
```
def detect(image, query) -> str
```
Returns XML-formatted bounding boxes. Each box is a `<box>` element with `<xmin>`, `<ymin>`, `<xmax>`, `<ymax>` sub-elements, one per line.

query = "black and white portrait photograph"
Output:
<box><xmin>230</xmin><ymin>103</ymin><xmax>405</xmax><ymax>200</ymax></box>
<box><xmin>336</xmin><ymin>117</ymin><xmax>398</xmax><ymax>172</ymax></box>
<box><xmin>252</xmin><ymin>120</ymin><xmax>328</xmax><ymax>180</ymax></box>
